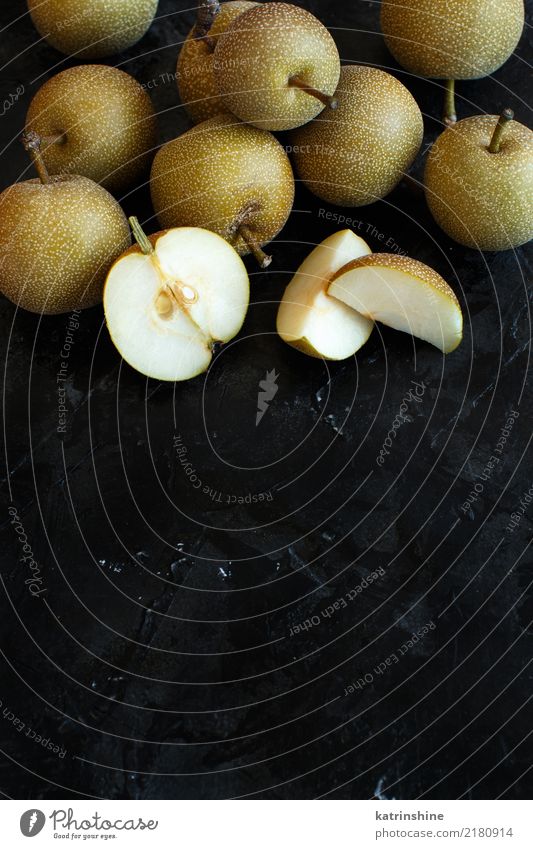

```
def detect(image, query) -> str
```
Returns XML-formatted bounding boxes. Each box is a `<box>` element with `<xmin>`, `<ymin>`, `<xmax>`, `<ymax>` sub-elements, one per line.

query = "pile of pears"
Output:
<box><xmin>0</xmin><ymin>0</ymin><xmax>531</xmax><ymax>381</ymax></box>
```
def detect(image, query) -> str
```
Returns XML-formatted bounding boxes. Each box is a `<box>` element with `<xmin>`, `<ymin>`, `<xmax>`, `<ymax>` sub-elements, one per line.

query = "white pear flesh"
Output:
<box><xmin>276</xmin><ymin>229</ymin><xmax>374</xmax><ymax>359</ymax></box>
<box><xmin>104</xmin><ymin>228</ymin><xmax>249</xmax><ymax>381</ymax></box>
<box><xmin>328</xmin><ymin>254</ymin><xmax>463</xmax><ymax>353</ymax></box>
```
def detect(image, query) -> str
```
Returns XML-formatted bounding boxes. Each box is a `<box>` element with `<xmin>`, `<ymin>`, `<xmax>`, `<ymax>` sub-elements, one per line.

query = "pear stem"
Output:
<box><xmin>129</xmin><ymin>216</ymin><xmax>153</xmax><ymax>255</ymax></box>
<box><xmin>193</xmin><ymin>0</ymin><xmax>220</xmax><ymax>50</ymax></box>
<box><xmin>21</xmin><ymin>130</ymin><xmax>51</xmax><ymax>184</ymax></box>
<box><xmin>488</xmin><ymin>108</ymin><xmax>514</xmax><ymax>153</ymax></box>
<box><xmin>239</xmin><ymin>225</ymin><xmax>272</xmax><ymax>268</ymax></box>
<box><xmin>289</xmin><ymin>75</ymin><xmax>338</xmax><ymax>110</ymax></box>
<box><xmin>443</xmin><ymin>79</ymin><xmax>457</xmax><ymax>127</ymax></box>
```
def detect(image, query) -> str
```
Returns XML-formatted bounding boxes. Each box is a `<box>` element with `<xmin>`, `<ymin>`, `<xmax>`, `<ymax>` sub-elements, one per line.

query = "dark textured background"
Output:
<box><xmin>0</xmin><ymin>0</ymin><xmax>532</xmax><ymax>800</ymax></box>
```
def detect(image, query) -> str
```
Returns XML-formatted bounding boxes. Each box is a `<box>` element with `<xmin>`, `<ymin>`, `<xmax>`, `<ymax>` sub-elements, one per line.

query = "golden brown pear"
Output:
<box><xmin>381</xmin><ymin>0</ymin><xmax>524</xmax><ymax>124</ymax></box>
<box><xmin>27</xmin><ymin>0</ymin><xmax>158</xmax><ymax>59</ymax></box>
<box><xmin>177</xmin><ymin>1</ymin><xmax>258</xmax><ymax>124</ymax></box>
<box><xmin>213</xmin><ymin>2</ymin><xmax>340</xmax><ymax>131</ymax></box>
<box><xmin>381</xmin><ymin>0</ymin><xmax>524</xmax><ymax>80</ymax></box>
<box><xmin>424</xmin><ymin>111</ymin><xmax>533</xmax><ymax>251</ymax></box>
<box><xmin>0</xmin><ymin>133</ymin><xmax>131</xmax><ymax>314</ymax></box>
<box><xmin>150</xmin><ymin>115</ymin><xmax>294</xmax><ymax>265</ymax></box>
<box><xmin>25</xmin><ymin>65</ymin><xmax>158</xmax><ymax>194</ymax></box>
<box><xmin>290</xmin><ymin>65</ymin><xmax>423</xmax><ymax>207</ymax></box>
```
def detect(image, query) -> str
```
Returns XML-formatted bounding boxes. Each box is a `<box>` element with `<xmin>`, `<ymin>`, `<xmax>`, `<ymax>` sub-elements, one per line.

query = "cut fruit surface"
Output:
<box><xmin>328</xmin><ymin>254</ymin><xmax>462</xmax><ymax>353</ymax></box>
<box><xmin>277</xmin><ymin>229</ymin><xmax>374</xmax><ymax>359</ymax></box>
<box><xmin>104</xmin><ymin>227</ymin><xmax>249</xmax><ymax>381</ymax></box>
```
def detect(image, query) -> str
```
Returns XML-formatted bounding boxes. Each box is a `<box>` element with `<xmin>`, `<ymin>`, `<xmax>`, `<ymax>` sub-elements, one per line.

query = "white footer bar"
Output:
<box><xmin>3</xmin><ymin>800</ymin><xmax>531</xmax><ymax>847</ymax></box>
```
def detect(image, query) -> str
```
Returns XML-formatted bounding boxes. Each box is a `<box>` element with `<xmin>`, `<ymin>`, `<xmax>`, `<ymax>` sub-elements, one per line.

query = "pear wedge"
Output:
<box><xmin>328</xmin><ymin>254</ymin><xmax>462</xmax><ymax>353</ymax></box>
<box><xmin>277</xmin><ymin>230</ymin><xmax>373</xmax><ymax>359</ymax></box>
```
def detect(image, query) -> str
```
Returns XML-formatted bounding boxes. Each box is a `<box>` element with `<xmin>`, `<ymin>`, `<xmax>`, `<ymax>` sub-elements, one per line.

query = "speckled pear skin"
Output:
<box><xmin>381</xmin><ymin>0</ymin><xmax>524</xmax><ymax>80</ymax></box>
<box><xmin>27</xmin><ymin>0</ymin><xmax>158</xmax><ymax>59</ymax></box>
<box><xmin>177</xmin><ymin>1</ymin><xmax>259</xmax><ymax>125</ymax></box>
<box><xmin>213</xmin><ymin>2</ymin><xmax>340</xmax><ymax>131</ymax></box>
<box><xmin>25</xmin><ymin>65</ymin><xmax>158</xmax><ymax>194</ymax></box>
<box><xmin>332</xmin><ymin>253</ymin><xmax>461</xmax><ymax>307</ymax></box>
<box><xmin>150</xmin><ymin>115</ymin><xmax>295</xmax><ymax>256</ymax></box>
<box><xmin>424</xmin><ymin>115</ymin><xmax>533</xmax><ymax>251</ymax></box>
<box><xmin>290</xmin><ymin>65</ymin><xmax>423</xmax><ymax>207</ymax></box>
<box><xmin>0</xmin><ymin>175</ymin><xmax>131</xmax><ymax>314</ymax></box>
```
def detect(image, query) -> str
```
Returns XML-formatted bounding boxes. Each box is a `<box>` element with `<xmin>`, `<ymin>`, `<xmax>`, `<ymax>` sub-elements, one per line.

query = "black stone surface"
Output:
<box><xmin>0</xmin><ymin>0</ymin><xmax>532</xmax><ymax>800</ymax></box>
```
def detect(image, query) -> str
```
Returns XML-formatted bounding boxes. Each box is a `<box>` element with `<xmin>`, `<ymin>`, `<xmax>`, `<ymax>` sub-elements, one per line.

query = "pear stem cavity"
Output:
<box><xmin>21</xmin><ymin>130</ymin><xmax>51</xmax><ymax>184</ymax></box>
<box><xmin>443</xmin><ymin>79</ymin><xmax>457</xmax><ymax>127</ymax></box>
<box><xmin>129</xmin><ymin>216</ymin><xmax>153</xmax><ymax>255</ymax></box>
<box><xmin>41</xmin><ymin>132</ymin><xmax>67</xmax><ymax>147</ymax></box>
<box><xmin>289</xmin><ymin>75</ymin><xmax>338</xmax><ymax>110</ymax></box>
<box><xmin>488</xmin><ymin>108</ymin><xmax>514</xmax><ymax>154</ymax></box>
<box><xmin>239</xmin><ymin>225</ymin><xmax>272</xmax><ymax>268</ymax></box>
<box><xmin>193</xmin><ymin>0</ymin><xmax>220</xmax><ymax>51</ymax></box>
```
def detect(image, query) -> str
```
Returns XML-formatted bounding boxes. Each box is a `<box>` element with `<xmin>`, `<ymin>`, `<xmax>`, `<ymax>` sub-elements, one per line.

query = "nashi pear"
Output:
<box><xmin>27</xmin><ymin>0</ymin><xmax>159</xmax><ymax>59</ymax></box>
<box><xmin>0</xmin><ymin>173</ymin><xmax>130</xmax><ymax>314</ymax></box>
<box><xmin>381</xmin><ymin>0</ymin><xmax>524</xmax><ymax>81</ymax></box>
<box><xmin>150</xmin><ymin>115</ymin><xmax>294</xmax><ymax>266</ymax></box>
<box><xmin>177</xmin><ymin>1</ymin><xmax>258</xmax><ymax>124</ymax></box>
<box><xmin>424</xmin><ymin>111</ymin><xmax>533</xmax><ymax>251</ymax></box>
<box><xmin>290</xmin><ymin>66</ymin><xmax>423</xmax><ymax>207</ymax></box>
<box><xmin>104</xmin><ymin>219</ymin><xmax>249</xmax><ymax>381</ymax></box>
<box><xmin>214</xmin><ymin>2</ymin><xmax>340</xmax><ymax>131</ymax></box>
<box><xmin>25</xmin><ymin>65</ymin><xmax>158</xmax><ymax>193</ymax></box>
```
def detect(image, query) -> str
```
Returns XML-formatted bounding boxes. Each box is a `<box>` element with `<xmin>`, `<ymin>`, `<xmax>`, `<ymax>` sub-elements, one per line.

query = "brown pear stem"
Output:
<box><xmin>21</xmin><ymin>130</ymin><xmax>51</xmax><ymax>184</ymax></box>
<box><xmin>289</xmin><ymin>75</ymin><xmax>338</xmax><ymax>110</ymax></box>
<box><xmin>443</xmin><ymin>79</ymin><xmax>457</xmax><ymax>127</ymax></box>
<box><xmin>488</xmin><ymin>108</ymin><xmax>514</xmax><ymax>153</ymax></box>
<box><xmin>129</xmin><ymin>216</ymin><xmax>153</xmax><ymax>255</ymax></box>
<box><xmin>193</xmin><ymin>0</ymin><xmax>220</xmax><ymax>50</ymax></box>
<box><xmin>239</xmin><ymin>225</ymin><xmax>272</xmax><ymax>268</ymax></box>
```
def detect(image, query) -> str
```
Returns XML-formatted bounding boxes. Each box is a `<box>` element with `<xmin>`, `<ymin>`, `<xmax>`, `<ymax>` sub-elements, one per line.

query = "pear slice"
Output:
<box><xmin>276</xmin><ymin>229</ymin><xmax>374</xmax><ymax>359</ymax></box>
<box><xmin>328</xmin><ymin>254</ymin><xmax>463</xmax><ymax>353</ymax></box>
<box><xmin>104</xmin><ymin>221</ymin><xmax>249</xmax><ymax>381</ymax></box>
